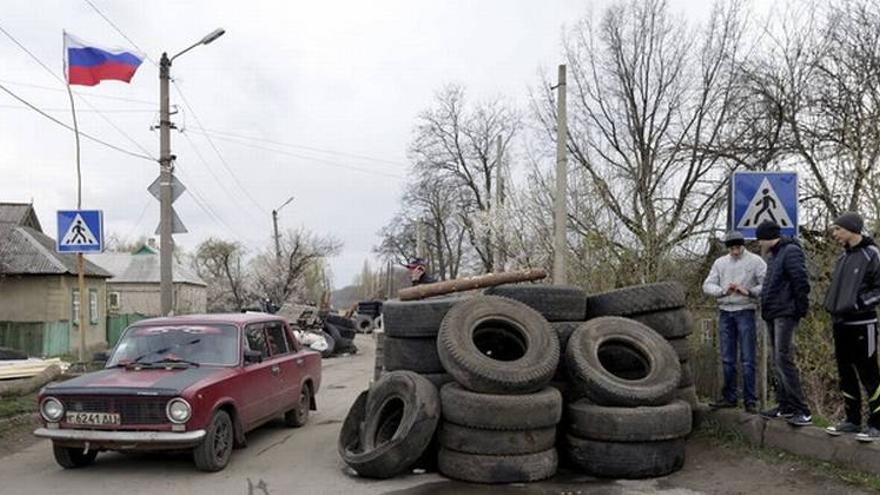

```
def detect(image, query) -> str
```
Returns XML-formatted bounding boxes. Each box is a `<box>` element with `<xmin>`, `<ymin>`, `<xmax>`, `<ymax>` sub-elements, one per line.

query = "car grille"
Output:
<box><xmin>59</xmin><ymin>396</ymin><xmax>169</xmax><ymax>425</ymax></box>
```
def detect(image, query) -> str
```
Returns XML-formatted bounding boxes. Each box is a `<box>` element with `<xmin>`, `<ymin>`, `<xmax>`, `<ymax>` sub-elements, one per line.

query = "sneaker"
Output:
<box><xmin>856</xmin><ymin>427</ymin><xmax>880</xmax><ymax>443</ymax></box>
<box><xmin>787</xmin><ymin>413</ymin><xmax>813</xmax><ymax>427</ymax></box>
<box><xmin>709</xmin><ymin>399</ymin><xmax>737</xmax><ymax>409</ymax></box>
<box><xmin>760</xmin><ymin>406</ymin><xmax>794</xmax><ymax>419</ymax></box>
<box><xmin>825</xmin><ymin>421</ymin><xmax>861</xmax><ymax>437</ymax></box>
<box><xmin>744</xmin><ymin>403</ymin><xmax>757</xmax><ymax>414</ymax></box>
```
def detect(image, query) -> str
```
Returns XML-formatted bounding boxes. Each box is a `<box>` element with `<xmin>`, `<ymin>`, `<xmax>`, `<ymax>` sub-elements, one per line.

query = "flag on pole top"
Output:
<box><xmin>64</xmin><ymin>32</ymin><xmax>144</xmax><ymax>86</ymax></box>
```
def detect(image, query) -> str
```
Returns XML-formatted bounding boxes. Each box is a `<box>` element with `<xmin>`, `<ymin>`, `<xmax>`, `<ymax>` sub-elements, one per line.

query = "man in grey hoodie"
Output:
<box><xmin>703</xmin><ymin>231</ymin><xmax>767</xmax><ymax>413</ymax></box>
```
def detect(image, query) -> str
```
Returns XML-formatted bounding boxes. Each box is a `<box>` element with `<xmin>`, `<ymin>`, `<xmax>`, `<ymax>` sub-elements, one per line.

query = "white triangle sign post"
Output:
<box><xmin>60</xmin><ymin>213</ymin><xmax>98</xmax><ymax>246</ymax></box>
<box><xmin>737</xmin><ymin>178</ymin><xmax>794</xmax><ymax>229</ymax></box>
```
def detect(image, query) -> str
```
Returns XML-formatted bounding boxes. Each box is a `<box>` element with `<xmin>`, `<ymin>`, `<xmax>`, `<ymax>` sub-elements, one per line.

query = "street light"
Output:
<box><xmin>273</xmin><ymin>196</ymin><xmax>295</xmax><ymax>264</ymax></box>
<box><xmin>158</xmin><ymin>28</ymin><xmax>225</xmax><ymax>316</ymax></box>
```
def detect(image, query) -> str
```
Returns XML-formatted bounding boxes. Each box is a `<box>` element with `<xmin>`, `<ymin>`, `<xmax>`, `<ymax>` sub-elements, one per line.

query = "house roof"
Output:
<box><xmin>0</xmin><ymin>224</ymin><xmax>111</xmax><ymax>277</ymax></box>
<box><xmin>85</xmin><ymin>251</ymin><xmax>206</xmax><ymax>286</ymax></box>
<box><xmin>0</xmin><ymin>203</ymin><xmax>42</xmax><ymax>231</ymax></box>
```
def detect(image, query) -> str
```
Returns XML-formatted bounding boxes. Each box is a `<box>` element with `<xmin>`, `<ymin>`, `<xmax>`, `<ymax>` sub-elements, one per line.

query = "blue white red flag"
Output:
<box><xmin>64</xmin><ymin>32</ymin><xmax>144</xmax><ymax>86</ymax></box>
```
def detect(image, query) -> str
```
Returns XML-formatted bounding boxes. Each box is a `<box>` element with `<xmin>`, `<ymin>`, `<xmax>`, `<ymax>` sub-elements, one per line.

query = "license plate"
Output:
<box><xmin>65</xmin><ymin>412</ymin><xmax>121</xmax><ymax>426</ymax></box>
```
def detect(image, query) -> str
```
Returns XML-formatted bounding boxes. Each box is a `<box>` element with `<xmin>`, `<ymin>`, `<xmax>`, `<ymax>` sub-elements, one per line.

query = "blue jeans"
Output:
<box><xmin>719</xmin><ymin>309</ymin><xmax>757</xmax><ymax>405</ymax></box>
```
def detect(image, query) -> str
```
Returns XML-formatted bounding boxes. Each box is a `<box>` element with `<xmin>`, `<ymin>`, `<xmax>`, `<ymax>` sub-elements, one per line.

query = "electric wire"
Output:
<box><xmin>0</xmin><ymin>79</ymin><xmax>155</xmax><ymax>105</ymax></box>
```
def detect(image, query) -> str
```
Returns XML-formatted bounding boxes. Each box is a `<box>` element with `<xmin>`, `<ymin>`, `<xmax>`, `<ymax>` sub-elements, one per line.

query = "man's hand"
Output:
<box><xmin>735</xmin><ymin>285</ymin><xmax>750</xmax><ymax>296</ymax></box>
<box><xmin>726</xmin><ymin>283</ymin><xmax>737</xmax><ymax>295</ymax></box>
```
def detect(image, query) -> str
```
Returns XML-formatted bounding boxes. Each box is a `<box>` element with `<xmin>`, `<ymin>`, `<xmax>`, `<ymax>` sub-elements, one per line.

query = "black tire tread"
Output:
<box><xmin>566</xmin><ymin>400</ymin><xmax>692</xmax><ymax>442</ymax></box>
<box><xmin>586</xmin><ymin>283</ymin><xmax>686</xmax><ymax>318</ymax></box>
<box><xmin>440</xmin><ymin>383</ymin><xmax>562</xmax><ymax>430</ymax></box>
<box><xmin>438</xmin><ymin>448</ymin><xmax>558</xmax><ymax>484</ymax></box>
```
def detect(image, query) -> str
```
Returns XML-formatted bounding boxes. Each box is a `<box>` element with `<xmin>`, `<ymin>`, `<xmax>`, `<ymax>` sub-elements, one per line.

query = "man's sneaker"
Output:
<box><xmin>744</xmin><ymin>403</ymin><xmax>758</xmax><ymax>414</ymax></box>
<box><xmin>760</xmin><ymin>406</ymin><xmax>794</xmax><ymax>419</ymax></box>
<box><xmin>787</xmin><ymin>413</ymin><xmax>813</xmax><ymax>427</ymax></box>
<box><xmin>709</xmin><ymin>399</ymin><xmax>737</xmax><ymax>409</ymax></box>
<box><xmin>856</xmin><ymin>427</ymin><xmax>880</xmax><ymax>443</ymax></box>
<box><xmin>825</xmin><ymin>421</ymin><xmax>861</xmax><ymax>437</ymax></box>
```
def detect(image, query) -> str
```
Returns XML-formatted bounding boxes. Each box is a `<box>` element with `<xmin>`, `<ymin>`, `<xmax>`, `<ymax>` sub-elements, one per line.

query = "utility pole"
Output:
<box><xmin>159</xmin><ymin>52</ymin><xmax>174</xmax><ymax>316</ymax></box>
<box><xmin>495</xmin><ymin>135</ymin><xmax>505</xmax><ymax>272</ymax></box>
<box><xmin>272</xmin><ymin>196</ymin><xmax>294</xmax><ymax>264</ymax></box>
<box><xmin>552</xmin><ymin>64</ymin><xmax>568</xmax><ymax>285</ymax></box>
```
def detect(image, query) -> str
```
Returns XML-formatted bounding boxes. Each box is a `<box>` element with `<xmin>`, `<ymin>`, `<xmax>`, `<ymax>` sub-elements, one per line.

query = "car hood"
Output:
<box><xmin>44</xmin><ymin>366</ymin><xmax>232</xmax><ymax>396</ymax></box>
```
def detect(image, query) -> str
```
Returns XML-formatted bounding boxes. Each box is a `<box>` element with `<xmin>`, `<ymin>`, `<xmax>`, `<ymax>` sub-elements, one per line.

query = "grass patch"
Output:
<box><xmin>696</xmin><ymin>420</ymin><xmax>880</xmax><ymax>492</ymax></box>
<box><xmin>0</xmin><ymin>392</ymin><xmax>37</xmax><ymax>421</ymax></box>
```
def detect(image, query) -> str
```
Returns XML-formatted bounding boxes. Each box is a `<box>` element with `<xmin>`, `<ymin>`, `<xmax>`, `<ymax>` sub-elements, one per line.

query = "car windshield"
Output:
<box><xmin>107</xmin><ymin>324</ymin><xmax>239</xmax><ymax>367</ymax></box>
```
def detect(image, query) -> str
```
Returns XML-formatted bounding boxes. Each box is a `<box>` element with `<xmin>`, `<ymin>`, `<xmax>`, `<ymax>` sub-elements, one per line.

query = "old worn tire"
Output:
<box><xmin>484</xmin><ymin>284</ymin><xmax>587</xmax><ymax>321</ymax></box>
<box><xmin>338</xmin><ymin>372</ymin><xmax>441</xmax><ymax>479</ymax></box>
<box><xmin>668</xmin><ymin>336</ymin><xmax>692</xmax><ymax>362</ymax></box>
<box><xmin>356</xmin><ymin>314</ymin><xmax>375</xmax><ymax>333</ymax></box>
<box><xmin>630</xmin><ymin>309</ymin><xmax>693</xmax><ymax>339</ymax></box>
<box><xmin>674</xmin><ymin>385</ymin><xmax>698</xmax><ymax>409</ymax></box>
<box><xmin>586</xmin><ymin>282</ymin><xmax>686</xmax><ymax>318</ymax></box>
<box><xmin>679</xmin><ymin>361</ymin><xmax>694</xmax><ymax>387</ymax></box>
<box><xmin>565</xmin><ymin>435</ymin><xmax>685</xmax><ymax>478</ymax></box>
<box><xmin>440</xmin><ymin>383</ymin><xmax>562</xmax><ymax>430</ymax></box>
<box><xmin>383</xmin><ymin>337</ymin><xmax>443</xmax><ymax>373</ymax></box>
<box><xmin>320</xmin><ymin>333</ymin><xmax>336</xmax><ymax>358</ymax></box>
<box><xmin>384</xmin><ymin>296</ymin><xmax>467</xmax><ymax>338</ymax></box>
<box><xmin>566</xmin><ymin>317</ymin><xmax>681</xmax><ymax>406</ymax></box>
<box><xmin>438</xmin><ymin>448</ymin><xmax>558</xmax><ymax>484</ymax></box>
<box><xmin>52</xmin><ymin>443</ymin><xmax>98</xmax><ymax>469</ymax></box>
<box><xmin>284</xmin><ymin>382</ymin><xmax>311</xmax><ymax>427</ymax></box>
<box><xmin>193</xmin><ymin>410</ymin><xmax>234</xmax><ymax>472</ymax></box>
<box><xmin>326</xmin><ymin>314</ymin><xmax>355</xmax><ymax>329</ymax></box>
<box><xmin>552</xmin><ymin>321</ymin><xmax>583</xmax><ymax>352</ymax></box>
<box><xmin>437</xmin><ymin>296</ymin><xmax>559</xmax><ymax>394</ymax></box>
<box><xmin>438</xmin><ymin>422</ymin><xmax>556</xmax><ymax>455</ymax></box>
<box><xmin>566</xmin><ymin>400</ymin><xmax>692</xmax><ymax>442</ymax></box>
<box><xmin>422</xmin><ymin>373</ymin><xmax>454</xmax><ymax>390</ymax></box>
<box><xmin>0</xmin><ymin>347</ymin><xmax>27</xmax><ymax>360</ymax></box>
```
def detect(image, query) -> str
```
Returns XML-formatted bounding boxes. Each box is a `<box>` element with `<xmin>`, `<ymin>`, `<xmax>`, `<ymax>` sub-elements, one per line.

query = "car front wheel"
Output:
<box><xmin>193</xmin><ymin>410</ymin><xmax>234</xmax><ymax>472</ymax></box>
<box><xmin>53</xmin><ymin>443</ymin><xmax>98</xmax><ymax>469</ymax></box>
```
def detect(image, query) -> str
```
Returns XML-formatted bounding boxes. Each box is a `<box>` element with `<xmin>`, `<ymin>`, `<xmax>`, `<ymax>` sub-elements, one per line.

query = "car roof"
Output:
<box><xmin>132</xmin><ymin>313</ymin><xmax>286</xmax><ymax>327</ymax></box>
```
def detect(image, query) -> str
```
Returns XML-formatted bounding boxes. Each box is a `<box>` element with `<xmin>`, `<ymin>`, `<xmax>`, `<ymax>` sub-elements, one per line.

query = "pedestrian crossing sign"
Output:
<box><xmin>56</xmin><ymin>210</ymin><xmax>103</xmax><ymax>253</ymax></box>
<box><xmin>731</xmin><ymin>171</ymin><xmax>798</xmax><ymax>239</ymax></box>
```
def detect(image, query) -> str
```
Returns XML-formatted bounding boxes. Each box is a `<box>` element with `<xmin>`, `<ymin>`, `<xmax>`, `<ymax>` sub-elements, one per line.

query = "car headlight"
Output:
<box><xmin>40</xmin><ymin>397</ymin><xmax>64</xmax><ymax>422</ymax></box>
<box><xmin>166</xmin><ymin>398</ymin><xmax>192</xmax><ymax>424</ymax></box>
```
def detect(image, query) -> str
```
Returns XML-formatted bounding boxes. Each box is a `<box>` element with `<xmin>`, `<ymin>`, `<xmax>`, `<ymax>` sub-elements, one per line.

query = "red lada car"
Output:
<box><xmin>34</xmin><ymin>313</ymin><xmax>321</xmax><ymax>472</ymax></box>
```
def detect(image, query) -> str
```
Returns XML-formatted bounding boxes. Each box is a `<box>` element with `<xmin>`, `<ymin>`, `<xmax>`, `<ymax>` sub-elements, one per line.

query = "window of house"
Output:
<box><xmin>71</xmin><ymin>289</ymin><xmax>80</xmax><ymax>326</ymax></box>
<box><xmin>245</xmin><ymin>325</ymin><xmax>269</xmax><ymax>360</ymax></box>
<box><xmin>108</xmin><ymin>291</ymin><xmax>120</xmax><ymax>310</ymax></box>
<box><xmin>89</xmin><ymin>289</ymin><xmax>98</xmax><ymax>324</ymax></box>
<box><xmin>265</xmin><ymin>322</ymin><xmax>290</xmax><ymax>356</ymax></box>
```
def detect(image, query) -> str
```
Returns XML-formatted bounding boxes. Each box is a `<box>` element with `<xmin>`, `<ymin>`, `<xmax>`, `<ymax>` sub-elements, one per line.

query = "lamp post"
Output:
<box><xmin>272</xmin><ymin>196</ymin><xmax>295</xmax><ymax>264</ymax></box>
<box><xmin>159</xmin><ymin>28</ymin><xmax>225</xmax><ymax>316</ymax></box>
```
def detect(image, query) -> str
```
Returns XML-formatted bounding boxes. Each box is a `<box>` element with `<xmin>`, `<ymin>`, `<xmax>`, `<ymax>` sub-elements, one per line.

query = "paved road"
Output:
<box><xmin>0</xmin><ymin>336</ymin><xmax>871</xmax><ymax>495</ymax></box>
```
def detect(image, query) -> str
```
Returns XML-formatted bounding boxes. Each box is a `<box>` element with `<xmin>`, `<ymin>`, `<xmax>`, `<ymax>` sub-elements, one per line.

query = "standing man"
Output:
<box><xmin>823</xmin><ymin>212</ymin><xmax>880</xmax><ymax>441</ymax></box>
<box><xmin>756</xmin><ymin>220</ymin><xmax>813</xmax><ymax>426</ymax></box>
<box><xmin>703</xmin><ymin>231</ymin><xmax>767</xmax><ymax>413</ymax></box>
<box><xmin>405</xmin><ymin>258</ymin><xmax>437</xmax><ymax>286</ymax></box>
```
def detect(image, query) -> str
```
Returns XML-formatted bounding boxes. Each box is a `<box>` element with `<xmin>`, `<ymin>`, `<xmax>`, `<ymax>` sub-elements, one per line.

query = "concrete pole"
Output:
<box><xmin>552</xmin><ymin>64</ymin><xmax>568</xmax><ymax>285</ymax></box>
<box><xmin>272</xmin><ymin>209</ymin><xmax>280</xmax><ymax>264</ymax></box>
<box><xmin>159</xmin><ymin>52</ymin><xmax>173</xmax><ymax>316</ymax></box>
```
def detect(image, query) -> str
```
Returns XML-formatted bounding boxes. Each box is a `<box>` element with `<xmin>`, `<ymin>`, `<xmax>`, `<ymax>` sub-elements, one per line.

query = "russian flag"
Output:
<box><xmin>64</xmin><ymin>33</ymin><xmax>145</xmax><ymax>87</ymax></box>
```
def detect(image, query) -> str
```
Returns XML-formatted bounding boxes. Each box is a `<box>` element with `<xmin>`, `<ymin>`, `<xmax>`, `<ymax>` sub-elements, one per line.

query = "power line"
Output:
<box><xmin>0</xmin><ymin>79</ymin><xmax>155</xmax><ymax>105</ymax></box>
<box><xmin>0</xmin><ymin>104</ymin><xmax>154</xmax><ymax>113</ymax></box>
<box><xmin>0</xmin><ymin>81</ymin><xmax>153</xmax><ymax>161</ymax></box>
<box><xmin>83</xmin><ymin>0</ymin><xmax>158</xmax><ymax>67</ymax></box>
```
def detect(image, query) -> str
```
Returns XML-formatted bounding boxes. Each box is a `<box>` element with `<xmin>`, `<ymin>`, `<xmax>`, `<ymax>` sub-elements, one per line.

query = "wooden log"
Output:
<box><xmin>397</xmin><ymin>269</ymin><xmax>547</xmax><ymax>301</ymax></box>
<box><xmin>0</xmin><ymin>364</ymin><xmax>62</xmax><ymax>398</ymax></box>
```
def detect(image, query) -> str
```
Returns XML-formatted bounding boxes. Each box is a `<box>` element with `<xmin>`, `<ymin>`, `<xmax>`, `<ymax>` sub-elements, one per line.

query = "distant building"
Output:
<box><xmin>0</xmin><ymin>203</ymin><xmax>111</xmax><ymax>356</ymax></box>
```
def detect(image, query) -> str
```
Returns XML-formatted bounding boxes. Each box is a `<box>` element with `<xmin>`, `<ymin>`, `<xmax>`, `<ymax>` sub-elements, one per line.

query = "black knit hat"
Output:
<box><xmin>756</xmin><ymin>220</ymin><xmax>781</xmax><ymax>240</ymax></box>
<box><xmin>833</xmin><ymin>212</ymin><xmax>863</xmax><ymax>234</ymax></box>
<box><xmin>723</xmin><ymin>231</ymin><xmax>745</xmax><ymax>247</ymax></box>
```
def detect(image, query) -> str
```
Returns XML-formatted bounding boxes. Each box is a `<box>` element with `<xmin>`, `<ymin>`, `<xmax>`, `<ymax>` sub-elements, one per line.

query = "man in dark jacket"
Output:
<box><xmin>405</xmin><ymin>258</ymin><xmax>438</xmax><ymax>286</ymax></box>
<box><xmin>823</xmin><ymin>212</ymin><xmax>880</xmax><ymax>441</ymax></box>
<box><xmin>756</xmin><ymin>220</ymin><xmax>813</xmax><ymax>426</ymax></box>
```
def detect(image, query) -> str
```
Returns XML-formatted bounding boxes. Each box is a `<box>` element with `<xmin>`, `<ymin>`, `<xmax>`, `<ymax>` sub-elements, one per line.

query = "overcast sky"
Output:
<box><xmin>0</xmin><ymin>0</ymin><xmax>729</xmax><ymax>288</ymax></box>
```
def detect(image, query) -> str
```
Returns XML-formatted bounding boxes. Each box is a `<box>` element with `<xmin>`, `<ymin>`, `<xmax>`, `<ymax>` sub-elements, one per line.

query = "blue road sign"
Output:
<box><xmin>57</xmin><ymin>210</ymin><xmax>104</xmax><ymax>253</ymax></box>
<box><xmin>731</xmin><ymin>171</ymin><xmax>798</xmax><ymax>239</ymax></box>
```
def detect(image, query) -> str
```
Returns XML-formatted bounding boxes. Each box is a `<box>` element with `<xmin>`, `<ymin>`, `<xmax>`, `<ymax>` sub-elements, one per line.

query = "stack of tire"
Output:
<box><xmin>356</xmin><ymin>300</ymin><xmax>383</xmax><ymax>333</ymax></box>
<box><xmin>584</xmin><ymin>282</ymin><xmax>697</xmax><ymax>410</ymax></box>
<box><xmin>562</xmin><ymin>316</ymin><xmax>692</xmax><ymax>478</ymax></box>
<box><xmin>380</xmin><ymin>296</ymin><xmax>465</xmax><ymax>389</ymax></box>
<box><xmin>323</xmin><ymin>314</ymin><xmax>358</xmax><ymax>357</ymax></box>
<box><xmin>435</xmin><ymin>296</ymin><xmax>563</xmax><ymax>484</ymax></box>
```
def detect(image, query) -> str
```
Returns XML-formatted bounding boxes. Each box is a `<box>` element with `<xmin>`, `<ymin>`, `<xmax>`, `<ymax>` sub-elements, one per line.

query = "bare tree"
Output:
<box><xmin>193</xmin><ymin>238</ymin><xmax>249</xmax><ymax>312</ymax></box>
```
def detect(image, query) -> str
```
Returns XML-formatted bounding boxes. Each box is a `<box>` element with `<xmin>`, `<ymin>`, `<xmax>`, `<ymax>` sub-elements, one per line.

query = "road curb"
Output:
<box><xmin>703</xmin><ymin>408</ymin><xmax>880</xmax><ymax>475</ymax></box>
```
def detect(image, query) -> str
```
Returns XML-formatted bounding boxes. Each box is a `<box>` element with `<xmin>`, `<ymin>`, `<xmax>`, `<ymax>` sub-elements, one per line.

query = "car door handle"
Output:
<box><xmin>271</xmin><ymin>365</ymin><xmax>281</xmax><ymax>376</ymax></box>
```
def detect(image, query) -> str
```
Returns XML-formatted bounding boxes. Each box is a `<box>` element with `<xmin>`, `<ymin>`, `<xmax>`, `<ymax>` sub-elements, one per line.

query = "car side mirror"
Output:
<box><xmin>93</xmin><ymin>351</ymin><xmax>109</xmax><ymax>362</ymax></box>
<box><xmin>244</xmin><ymin>350</ymin><xmax>263</xmax><ymax>364</ymax></box>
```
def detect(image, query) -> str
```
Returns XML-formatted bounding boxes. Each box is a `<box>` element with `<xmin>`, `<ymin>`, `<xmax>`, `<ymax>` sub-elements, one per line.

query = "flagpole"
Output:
<box><xmin>64</xmin><ymin>31</ymin><xmax>87</xmax><ymax>363</ymax></box>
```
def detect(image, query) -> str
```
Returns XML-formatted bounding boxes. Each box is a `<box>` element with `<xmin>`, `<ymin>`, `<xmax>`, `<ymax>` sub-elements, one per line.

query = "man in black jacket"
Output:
<box><xmin>823</xmin><ymin>212</ymin><xmax>880</xmax><ymax>441</ymax></box>
<box><xmin>756</xmin><ymin>220</ymin><xmax>813</xmax><ymax>426</ymax></box>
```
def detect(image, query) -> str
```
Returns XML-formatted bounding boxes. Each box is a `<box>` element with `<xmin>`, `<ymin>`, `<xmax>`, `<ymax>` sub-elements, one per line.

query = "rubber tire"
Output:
<box><xmin>566</xmin><ymin>400</ymin><xmax>692</xmax><ymax>442</ymax></box>
<box><xmin>565</xmin><ymin>435</ymin><xmax>685</xmax><ymax>479</ymax></box>
<box><xmin>284</xmin><ymin>383</ymin><xmax>311</xmax><ymax>427</ymax></box>
<box><xmin>483</xmin><ymin>284</ymin><xmax>587</xmax><ymax>321</ymax></box>
<box><xmin>668</xmin><ymin>336</ymin><xmax>691</xmax><ymax>362</ymax></box>
<box><xmin>193</xmin><ymin>410</ymin><xmax>234</xmax><ymax>472</ymax></box>
<box><xmin>565</xmin><ymin>316</ymin><xmax>681</xmax><ymax>406</ymax></box>
<box><xmin>338</xmin><ymin>371</ymin><xmax>441</xmax><ymax>479</ymax></box>
<box><xmin>422</xmin><ymin>373</ymin><xmax>454</xmax><ymax>390</ymax></box>
<box><xmin>438</xmin><ymin>447</ymin><xmax>558</xmax><ymax>484</ymax></box>
<box><xmin>552</xmin><ymin>321</ymin><xmax>584</xmax><ymax>352</ymax></box>
<box><xmin>326</xmin><ymin>314</ymin><xmax>356</xmax><ymax>329</ymax></box>
<box><xmin>0</xmin><ymin>347</ymin><xmax>27</xmax><ymax>360</ymax></box>
<box><xmin>586</xmin><ymin>282</ymin><xmax>686</xmax><ymax>318</ymax></box>
<box><xmin>438</xmin><ymin>422</ymin><xmax>556</xmax><ymax>455</ymax></box>
<box><xmin>356</xmin><ymin>314</ymin><xmax>375</xmax><ymax>334</ymax></box>
<box><xmin>320</xmin><ymin>333</ymin><xmax>336</xmax><ymax>358</ymax></box>
<box><xmin>440</xmin><ymin>382</ymin><xmax>562</xmax><ymax>430</ymax></box>
<box><xmin>679</xmin><ymin>361</ymin><xmax>694</xmax><ymax>387</ymax></box>
<box><xmin>384</xmin><ymin>296</ymin><xmax>467</xmax><ymax>338</ymax></box>
<box><xmin>630</xmin><ymin>309</ymin><xmax>693</xmax><ymax>339</ymax></box>
<box><xmin>383</xmin><ymin>336</ymin><xmax>443</xmax><ymax>373</ymax></box>
<box><xmin>674</xmin><ymin>385</ymin><xmax>698</xmax><ymax>409</ymax></box>
<box><xmin>52</xmin><ymin>443</ymin><xmax>98</xmax><ymax>468</ymax></box>
<box><xmin>437</xmin><ymin>296</ymin><xmax>559</xmax><ymax>394</ymax></box>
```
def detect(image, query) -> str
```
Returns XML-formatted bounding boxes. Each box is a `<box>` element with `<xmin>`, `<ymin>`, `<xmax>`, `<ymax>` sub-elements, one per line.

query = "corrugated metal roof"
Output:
<box><xmin>86</xmin><ymin>252</ymin><xmax>206</xmax><ymax>286</ymax></box>
<box><xmin>0</xmin><ymin>224</ymin><xmax>111</xmax><ymax>277</ymax></box>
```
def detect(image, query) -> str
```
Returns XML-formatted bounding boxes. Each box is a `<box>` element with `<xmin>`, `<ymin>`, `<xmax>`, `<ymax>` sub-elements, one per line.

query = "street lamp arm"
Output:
<box><xmin>170</xmin><ymin>28</ymin><xmax>226</xmax><ymax>62</ymax></box>
<box><xmin>276</xmin><ymin>196</ymin><xmax>295</xmax><ymax>212</ymax></box>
